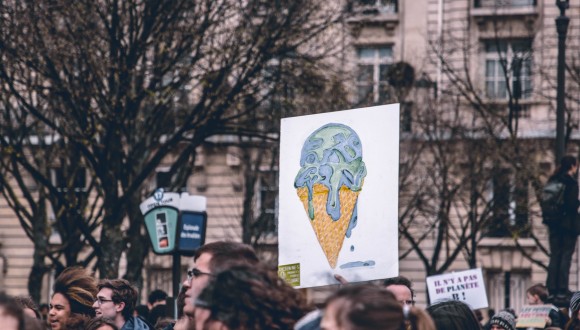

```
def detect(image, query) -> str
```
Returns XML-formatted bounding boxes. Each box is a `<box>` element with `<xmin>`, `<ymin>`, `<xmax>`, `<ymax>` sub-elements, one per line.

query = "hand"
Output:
<box><xmin>334</xmin><ymin>274</ymin><xmax>349</xmax><ymax>285</ymax></box>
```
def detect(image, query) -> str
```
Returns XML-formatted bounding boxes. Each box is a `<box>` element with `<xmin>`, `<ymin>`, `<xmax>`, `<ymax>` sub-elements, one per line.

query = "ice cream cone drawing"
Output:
<box><xmin>294</xmin><ymin>124</ymin><xmax>367</xmax><ymax>268</ymax></box>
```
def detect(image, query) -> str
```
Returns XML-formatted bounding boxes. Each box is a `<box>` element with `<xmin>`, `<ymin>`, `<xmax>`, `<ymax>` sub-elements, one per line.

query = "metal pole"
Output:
<box><xmin>504</xmin><ymin>271</ymin><xmax>511</xmax><ymax>308</ymax></box>
<box><xmin>555</xmin><ymin>3</ymin><xmax>569</xmax><ymax>163</ymax></box>
<box><xmin>172</xmin><ymin>252</ymin><xmax>181</xmax><ymax>319</ymax></box>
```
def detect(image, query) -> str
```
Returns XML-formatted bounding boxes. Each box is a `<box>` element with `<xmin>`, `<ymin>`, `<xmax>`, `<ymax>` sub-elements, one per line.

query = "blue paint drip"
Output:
<box><xmin>339</xmin><ymin>260</ymin><xmax>375</xmax><ymax>269</ymax></box>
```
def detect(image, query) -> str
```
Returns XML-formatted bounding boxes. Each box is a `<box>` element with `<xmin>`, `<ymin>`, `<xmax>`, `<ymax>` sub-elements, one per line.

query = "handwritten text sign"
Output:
<box><xmin>426</xmin><ymin>268</ymin><xmax>488</xmax><ymax>309</ymax></box>
<box><xmin>516</xmin><ymin>305</ymin><xmax>552</xmax><ymax>328</ymax></box>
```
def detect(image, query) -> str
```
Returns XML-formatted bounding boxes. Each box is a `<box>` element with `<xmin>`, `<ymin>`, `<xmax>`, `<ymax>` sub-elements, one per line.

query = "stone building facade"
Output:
<box><xmin>2</xmin><ymin>0</ymin><xmax>580</xmax><ymax>314</ymax></box>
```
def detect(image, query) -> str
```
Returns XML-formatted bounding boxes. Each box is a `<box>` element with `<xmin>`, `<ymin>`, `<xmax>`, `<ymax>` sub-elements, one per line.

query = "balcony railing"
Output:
<box><xmin>353</xmin><ymin>0</ymin><xmax>398</xmax><ymax>15</ymax></box>
<box><xmin>474</xmin><ymin>0</ymin><xmax>536</xmax><ymax>8</ymax></box>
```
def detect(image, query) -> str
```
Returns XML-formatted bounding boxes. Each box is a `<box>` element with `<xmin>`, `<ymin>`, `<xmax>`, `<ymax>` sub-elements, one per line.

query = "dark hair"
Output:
<box><xmin>85</xmin><ymin>316</ymin><xmax>119</xmax><ymax>330</ymax></box>
<box><xmin>195</xmin><ymin>265</ymin><xmax>308</xmax><ymax>330</ymax></box>
<box><xmin>23</xmin><ymin>315</ymin><xmax>45</xmax><ymax>330</ymax></box>
<box><xmin>177</xmin><ymin>285</ymin><xmax>187</xmax><ymax>318</ymax></box>
<box><xmin>14</xmin><ymin>296</ymin><xmax>41</xmax><ymax>319</ymax></box>
<box><xmin>97</xmin><ymin>279</ymin><xmax>138</xmax><ymax>321</ymax></box>
<box><xmin>194</xmin><ymin>241</ymin><xmax>259</xmax><ymax>273</ymax></box>
<box><xmin>148</xmin><ymin>289</ymin><xmax>168</xmax><ymax>305</ymax></box>
<box><xmin>53</xmin><ymin>266</ymin><xmax>97</xmax><ymax>318</ymax></box>
<box><xmin>0</xmin><ymin>292</ymin><xmax>25</xmax><ymax>330</ymax></box>
<box><xmin>426</xmin><ymin>300</ymin><xmax>482</xmax><ymax>330</ymax></box>
<box><xmin>527</xmin><ymin>283</ymin><xmax>548</xmax><ymax>303</ymax></box>
<box><xmin>565</xmin><ymin>309</ymin><xmax>579</xmax><ymax>330</ymax></box>
<box><xmin>135</xmin><ymin>305</ymin><xmax>149</xmax><ymax>319</ymax></box>
<box><xmin>148</xmin><ymin>304</ymin><xmax>167</xmax><ymax>327</ymax></box>
<box><xmin>383</xmin><ymin>276</ymin><xmax>415</xmax><ymax>302</ymax></box>
<box><xmin>324</xmin><ymin>285</ymin><xmax>406</xmax><ymax>330</ymax></box>
<box><xmin>552</xmin><ymin>155</ymin><xmax>578</xmax><ymax>178</ymax></box>
<box><xmin>61</xmin><ymin>313</ymin><xmax>91</xmax><ymax>330</ymax></box>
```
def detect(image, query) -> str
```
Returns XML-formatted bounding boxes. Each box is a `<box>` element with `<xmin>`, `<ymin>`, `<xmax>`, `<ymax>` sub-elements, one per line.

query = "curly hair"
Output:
<box><xmin>97</xmin><ymin>279</ymin><xmax>138</xmax><ymax>321</ymax></box>
<box><xmin>195</xmin><ymin>265</ymin><xmax>309</xmax><ymax>330</ymax></box>
<box><xmin>53</xmin><ymin>266</ymin><xmax>97</xmax><ymax>317</ymax></box>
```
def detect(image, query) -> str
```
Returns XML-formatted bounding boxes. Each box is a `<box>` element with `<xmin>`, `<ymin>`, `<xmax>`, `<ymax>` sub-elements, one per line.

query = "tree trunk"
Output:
<box><xmin>28</xmin><ymin>204</ymin><xmax>49</xmax><ymax>304</ymax></box>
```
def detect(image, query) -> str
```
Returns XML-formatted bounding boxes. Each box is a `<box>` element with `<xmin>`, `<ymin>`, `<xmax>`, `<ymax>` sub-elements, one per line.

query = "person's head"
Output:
<box><xmin>426</xmin><ymin>300</ymin><xmax>482</xmax><ymax>330</ymax></box>
<box><xmin>489</xmin><ymin>310</ymin><xmax>516</xmax><ymax>330</ymax></box>
<box><xmin>570</xmin><ymin>292</ymin><xmax>580</xmax><ymax>318</ymax></box>
<box><xmin>194</xmin><ymin>265</ymin><xmax>308</xmax><ymax>330</ymax></box>
<box><xmin>383</xmin><ymin>276</ymin><xmax>415</xmax><ymax>306</ymax></box>
<box><xmin>555</xmin><ymin>155</ymin><xmax>578</xmax><ymax>176</ymax></box>
<box><xmin>526</xmin><ymin>283</ymin><xmax>548</xmax><ymax>305</ymax></box>
<box><xmin>50</xmin><ymin>266</ymin><xmax>97</xmax><ymax>330</ymax></box>
<box><xmin>147</xmin><ymin>289</ymin><xmax>167</xmax><ymax>309</ymax></box>
<box><xmin>93</xmin><ymin>279</ymin><xmax>138</xmax><ymax>323</ymax></box>
<box><xmin>321</xmin><ymin>284</ymin><xmax>435</xmax><ymax>330</ymax></box>
<box><xmin>0</xmin><ymin>292</ymin><xmax>25</xmax><ymax>330</ymax></box>
<box><xmin>148</xmin><ymin>304</ymin><xmax>167</xmax><ymax>327</ymax></box>
<box><xmin>14</xmin><ymin>296</ymin><xmax>40</xmax><ymax>319</ymax></box>
<box><xmin>182</xmin><ymin>241</ymin><xmax>259</xmax><ymax>317</ymax></box>
<box><xmin>134</xmin><ymin>304</ymin><xmax>149</xmax><ymax>319</ymax></box>
<box><xmin>84</xmin><ymin>316</ymin><xmax>119</xmax><ymax>330</ymax></box>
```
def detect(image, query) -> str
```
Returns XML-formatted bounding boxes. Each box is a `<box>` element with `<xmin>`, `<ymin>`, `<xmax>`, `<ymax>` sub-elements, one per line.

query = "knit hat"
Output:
<box><xmin>570</xmin><ymin>292</ymin><xmax>580</xmax><ymax>313</ymax></box>
<box><xmin>490</xmin><ymin>310</ymin><xmax>516</xmax><ymax>330</ymax></box>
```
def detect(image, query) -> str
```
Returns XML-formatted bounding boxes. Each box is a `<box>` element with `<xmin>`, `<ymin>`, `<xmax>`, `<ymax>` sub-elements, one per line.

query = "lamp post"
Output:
<box><xmin>555</xmin><ymin>0</ymin><xmax>569</xmax><ymax>163</ymax></box>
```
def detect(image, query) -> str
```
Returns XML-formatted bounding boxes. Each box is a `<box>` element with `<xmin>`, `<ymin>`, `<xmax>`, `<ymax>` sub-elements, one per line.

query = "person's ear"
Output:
<box><xmin>116</xmin><ymin>301</ymin><xmax>125</xmax><ymax>313</ymax></box>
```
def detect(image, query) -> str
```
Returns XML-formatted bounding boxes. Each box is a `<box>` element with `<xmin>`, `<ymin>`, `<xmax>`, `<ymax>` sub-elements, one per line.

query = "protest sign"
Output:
<box><xmin>426</xmin><ymin>268</ymin><xmax>488</xmax><ymax>309</ymax></box>
<box><xmin>516</xmin><ymin>305</ymin><xmax>553</xmax><ymax>328</ymax></box>
<box><xmin>278</xmin><ymin>104</ymin><xmax>400</xmax><ymax>288</ymax></box>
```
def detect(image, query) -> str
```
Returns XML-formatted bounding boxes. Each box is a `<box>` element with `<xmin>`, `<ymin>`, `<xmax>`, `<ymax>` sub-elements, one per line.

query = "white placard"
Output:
<box><xmin>277</xmin><ymin>104</ymin><xmax>400</xmax><ymax>288</ymax></box>
<box><xmin>426</xmin><ymin>268</ymin><xmax>488</xmax><ymax>309</ymax></box>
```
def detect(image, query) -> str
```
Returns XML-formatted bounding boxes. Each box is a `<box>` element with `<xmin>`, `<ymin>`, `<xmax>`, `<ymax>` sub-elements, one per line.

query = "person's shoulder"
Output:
<box><xmin>122</xmin><ymin>316</ymin><xmax>154</xmax><ymax>330</ymax></box>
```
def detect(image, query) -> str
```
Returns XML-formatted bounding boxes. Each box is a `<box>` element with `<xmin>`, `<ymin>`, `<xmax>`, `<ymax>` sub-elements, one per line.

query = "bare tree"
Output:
<box><xmin>0</xmin><ymin>0</ymin><xmax>347</xmax><ymax>299</ymax></box>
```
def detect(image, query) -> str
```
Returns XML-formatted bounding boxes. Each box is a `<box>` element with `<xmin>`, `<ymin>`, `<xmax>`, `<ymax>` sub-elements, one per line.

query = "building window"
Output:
<box><xmin>50</xmin><ymin>167</ymin><xmax>87</xmax><ymax>193</ymax></box>
<box><xmin>356</xmin><ymin>46</ymin><xmax>393</xmax><ymax>105</ymax></box>
<box><xmin>255</xmin><ymin>171</ymin><xmax>278</xmax><ymax>234</ymax></box>
<box><xmin>355</xmin><ymin>0</ymin><xmax>398</xmax><ymax>14</ymax></box>
<box><xmin>485</xmin><ymin>40</ymin><xmax>532</xmax><ymax>100</ymax></box>
<box><xmin>486</xmin><ymin>168</ymin><xmax>529</xmax><ymax>237</ymax></box>
<box><xmin>486</xmin><ymin>271</ymin><xmax>530</xmax><ymax>313</ymax></box>
<box><xmin>475</xmin><ymin>0</ymin><xmax>536</xmax><ymax>8</ymax></box>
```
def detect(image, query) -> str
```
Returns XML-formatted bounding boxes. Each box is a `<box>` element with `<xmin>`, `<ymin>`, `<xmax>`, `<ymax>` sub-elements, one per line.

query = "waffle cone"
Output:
<box><xmin>297</xmin><ymin>184</ymin><xmax>360</xmax><ymax>268</ymax></box>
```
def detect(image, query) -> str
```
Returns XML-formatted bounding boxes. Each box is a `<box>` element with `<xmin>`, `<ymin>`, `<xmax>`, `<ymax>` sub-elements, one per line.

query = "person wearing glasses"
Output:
<box><xmin>92</xmin><ymin>279</ymin><xmax>152</xmax><ymax>330</ymax></box>
<box><xmin>384</xmin><ymin>276</ymin><xmax>415</xmax><ymax>307</ymax></box>
<box><xmin>166</xmin><ymin>241</ymin><xmax>259</xmax><ymax>330</ymax></box>
<box><xmin>49</xmin><ymin>266</ymin><xmax>97</xmax><ymax>330</ymax></box>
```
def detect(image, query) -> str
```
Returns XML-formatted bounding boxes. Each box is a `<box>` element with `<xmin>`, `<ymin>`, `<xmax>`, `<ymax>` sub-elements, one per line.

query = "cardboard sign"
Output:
<box><xmin>278</xmin><ymin>104</ymin><xmax>400</xmax><ymax>288</ymax></box>
<box><xmin>426</xmin><ymin>268</ymin><xmax>488</xmax><ymax>309</ymax></box>
<box><xmin>516</xmin><ymin>305</ymin><xmax>553</xmax><ymax>328</ymax></box>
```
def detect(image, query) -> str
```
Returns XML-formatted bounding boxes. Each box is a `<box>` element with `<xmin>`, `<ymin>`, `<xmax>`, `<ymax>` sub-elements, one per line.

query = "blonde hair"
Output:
<box><xmin>53</xmin><ymin>267</ymin><xmax>97</xmax><ymax>317</ymax></box>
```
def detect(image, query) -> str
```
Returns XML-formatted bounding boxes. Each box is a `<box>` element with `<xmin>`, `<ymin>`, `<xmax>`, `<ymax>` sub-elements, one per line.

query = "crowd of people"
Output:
<box><xmin>2</xmin><ymin>241</ymin><xmax>580</xmax><ymax>330</ymax></box>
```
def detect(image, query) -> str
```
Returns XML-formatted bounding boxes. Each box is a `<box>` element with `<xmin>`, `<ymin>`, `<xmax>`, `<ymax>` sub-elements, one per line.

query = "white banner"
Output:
<box><xmin>426</xmin><ymin>268</ymin><xmax>488</xmax><ymax>309</ymax></box>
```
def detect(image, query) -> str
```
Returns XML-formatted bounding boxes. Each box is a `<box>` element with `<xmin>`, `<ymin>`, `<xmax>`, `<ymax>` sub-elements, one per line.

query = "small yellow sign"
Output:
<box><xmin>278</xmin><ymin>263</ymin><xmax>301</xmax><ymax>287</ymax></box>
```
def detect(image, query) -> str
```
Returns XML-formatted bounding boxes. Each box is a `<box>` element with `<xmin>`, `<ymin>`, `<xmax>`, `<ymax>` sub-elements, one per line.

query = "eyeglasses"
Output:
<box><xmin>94</xmin><ymin>297</ymin><xmax>114</xmax><ymax>306</ymax></box>
<box><xmin>187</xmin><ymin>268</ymin><xmax>213</xmax><ymax>281</ymax></box>
<box><xmin>399</xmin><ymin>300</ymin><xmax>415</xmax><ymax>306</ymax></box>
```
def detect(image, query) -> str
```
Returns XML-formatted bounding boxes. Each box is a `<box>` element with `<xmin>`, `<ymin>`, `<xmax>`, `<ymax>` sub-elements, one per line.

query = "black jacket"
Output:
<box><xmin>551</xmin><ymin>173</ymin><xmax>579</xmax><ymax>231</ymax></box>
